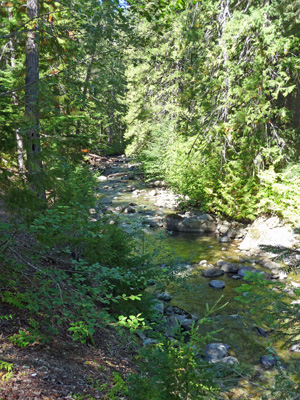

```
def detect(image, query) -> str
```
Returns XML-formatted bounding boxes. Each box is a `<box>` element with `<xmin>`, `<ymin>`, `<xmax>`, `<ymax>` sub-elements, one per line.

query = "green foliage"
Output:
<box><xmin>234</xmin><ymin>272</ymin><xmax>300</xmax><ymax>397</ymax></box>
<box><xmin>258</xmin><ymin>164</ymin><xmax>300</xmax><ymax>225</ymax></box>
<box><xmin>0</xmin><ymin>360</ymin><xmax>13</xmax><ymax>382</ymax></box>
<box><xmin>117</xmin><ymin>313</ymin><xmax>147</xmax><ymax>333</ymax></box>
<box><xmin>126</xmin><ymin>323</ymin><xmax>222</xmax><ymax>400</ymax></box>
<box><xmin>0</xmin><ymin>204</ymin><xmax>147</xmax><ymax>345</ymax></box>
<box><xmin>100</xmin><ymin>372</ymin><xmax>127</xmax><ymax>400</ymax></box>
<box><xmin>125</xmin><ymin>0</ymin><xmax>300</xmax><ymax>222</ymax></box>
<box><xmin>235</xmin><ymin>272</ymin><xmax>300</xmax><ymax>348</ymax></box>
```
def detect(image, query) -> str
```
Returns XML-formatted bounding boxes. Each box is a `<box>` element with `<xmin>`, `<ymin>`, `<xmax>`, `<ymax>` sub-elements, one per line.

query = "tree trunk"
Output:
<box><xmin>25</xmin><ymin>0</ymin><xmax>42</xmax><ymax>181</ymax></box>
<box><xmin>8</xmin><ymin>7</ymin><xmax>26</xmax><ymax>175</ymax></box>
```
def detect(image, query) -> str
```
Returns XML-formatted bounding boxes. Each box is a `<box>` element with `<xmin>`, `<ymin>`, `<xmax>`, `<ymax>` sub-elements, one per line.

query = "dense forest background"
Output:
<box><xmin>1</xmin><ymin>0</ymin><xmax>300</xmax><ymax>223</ymax></box>
<box><xmin>1</xmin><ymin>1</ymin><xmax>300</xmax><ymax>399</ymax></box>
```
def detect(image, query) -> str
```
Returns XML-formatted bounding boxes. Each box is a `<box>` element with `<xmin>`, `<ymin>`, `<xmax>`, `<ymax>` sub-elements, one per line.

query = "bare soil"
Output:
<box><xmin>0</xmin><ymin>301</ymin><xmax>137</xmax><ymax>400</ymax></box>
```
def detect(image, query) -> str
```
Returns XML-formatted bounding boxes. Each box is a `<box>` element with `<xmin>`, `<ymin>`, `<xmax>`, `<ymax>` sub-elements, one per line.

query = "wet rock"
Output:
<box><xmin>227</xmin><ymin>229</ymin><xmax>237</xmax><ymax>239</ymax></box>
<box><xmin>291</xmin><ymin>300</ymin><xmax>300</xmax><ymax>305</ymax></box>
<box><xmin>216</xmin><ymin>259</ymin><xmax>226</xmax><ymax>268</ymax></box>
<box><xmin>232</xmin><ymin>275</ymin><xmax>242</xmax><ymax>280</ymax></box>
<box><xmin>165</xmin><ymin>315</ymin><xmax>181</xmax><ymax>337</ymax></box>
<box><xmin>221</xmin><ymin>356</ymin><xmax>239</xmax><ymax>365</ymax></box>
<box><xmin>164</xmin><ymin>306</ymin><xmax>192</xmax><ymax>319</ymax></box>
<box><xmin>238</xmin><ymin>266</ymin><xmax>257</xmax><ymax>277</ymax></box>
<box><xmin>97</xmin><ymin>175</ymin><xmax>108</xmax><ymax>181</ymax></box>
<box><xmin>291</xmin><ymin>281</ymin><xmax>300</xmax><ymax>288</ymax></box>
<box><xmin>157</xmin><ymin>292</ymin><xmax>172</xmax><ymax>302</ymax></box>
<box><xmin>260</xmin><ymin>355</ymin><xmax>277</xmax><ymax>369</ymax></box>
<box><xmin>199</xmin><ymin>260</ymin><xmax>207</xmax><ymax>266</ymax></box>
<box><xmin>289</xmin><ymin>343</ymin><xmax>300</xmax><ymax>353</ymax></box>
<box><xmin>172</xmin><ymin>315</ymin><xmax>193</xmax><ymax>331</ymax></box>
<box><xmin>122</xmin><ymin>186</ymin><xmax>135</xmax><ymax>193</ymax></box>
<box><xmin>202</xmin><ymin>269</ymin><xmax>225</xmax><ymax>278</ymax></box>
<box><xmin>151</xmin><ymin>300</ymin><xmax>164</xmax><ymax>314</ymax></box>
<box><xmin>270</xmin><ymin>269</ymin><xmax>288</xmax><ymax>280</ymax></box>
<box><xmin>114</xmin><ymin>206</ymin><xmax>125</xmax><ymax>213</ymax></box>
<box><xmin>147</xmin><ymin>220</ymin><xmax>160</xmax><ymax>228</ymax></box>
<box><xmin>164</xmin><ymin>213</ymin><xmax>216</xmax><ymax>233</ymax></box>
<box><xmin>219</xmin><ymin>236</ymin><xmax>231</xmax><ymax>243</ymax></box>
<box><xmin>123</xmin><ymin>206</ymin><xmax>136</xmax><ymax>214</ymax></box>
<box><xmin>204</xmin><ymin>343</ymin><xmax>228</xmax><ymax>362</ymax></box>
<box><xmin>209</xmin><ymin>280</ymin><xmax>225</xmax><ymax>289</ymax></box>
<box><xmin>143</xmin><ymin>338</ymin><xmax>158</xmax><ymax>346</ymax></box>
<box><xmin>164</xmin><ymin>214</ymin><xmax>184</xmax><ymax>230</ymax></box>
<box><xmin>253</xmin><ymin>326</ymin><xmax>267</xmax><ymax>337</ymax></box>
<box><xmin>221</xmin><ymin>263</ymin><xmax>239</xmax><ymax>273</ymax></box>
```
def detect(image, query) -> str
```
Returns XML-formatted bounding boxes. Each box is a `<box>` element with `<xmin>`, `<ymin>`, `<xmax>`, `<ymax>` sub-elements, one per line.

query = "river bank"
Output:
<box><xmin>90</xmin><ymin>155</ymin><xmax>300</xmax><ymax>371</ymax></box>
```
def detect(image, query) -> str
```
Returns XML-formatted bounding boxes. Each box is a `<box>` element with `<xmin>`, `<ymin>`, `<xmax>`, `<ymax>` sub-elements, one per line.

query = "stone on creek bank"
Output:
<box><xmin>151</xmin><ymin>299</ymin><xmax>164</xmax><ymax>314</ymax></box>
<box><xmin>164</xmin><ymin>213</ymin><xmax>216</xmax><ymax>233</ymax></box>
<box><xmin>221</xmin><ymin>356</ymin><xmax>239</xmax><ymax>365</ymax></box>
<box><xmin>165</xmin><ymin>315</ymin><xmax>193</xmax><ymax>337</ymax></box>
<box><xmin>219</xmin><ymin>236</ymin><xmax>231</xmax><ymax>243</ymax></box>
<box><xmin>260</xmin><ymin>355</ymin><xmax>277</xmax><ymax>369</ymax></box>
<box><xmin>202</xmin><ymin>269</ymin><xmax>225</xmax><ymax>278</ymax></box>
<box><xmin>289</xmin><ymin>343</ymin><xmax>300</xmax><ymax>353</ymax></box>
<box><xmin>112</xmin><ymin>205</ymin><xmax>137</xmax><ymax>214</ymax></box>
<box><xmin>209</xmin><ymin>280</ymin><xmax>225</xmax><ymax>289</ymax></box>
<box><xmin>156</xmin><ymin>292</ymin><xmax>172</xmax><ymax>302</ymax></box>
<box><xmin>204</xmin><ymin>343</ymin><xmax>229</xmax><ymax>362</ymax></box>
<box><xmin>239</xmin><ymin>216</ymin><xmax>296</xmax><ymax>255</ymax></box>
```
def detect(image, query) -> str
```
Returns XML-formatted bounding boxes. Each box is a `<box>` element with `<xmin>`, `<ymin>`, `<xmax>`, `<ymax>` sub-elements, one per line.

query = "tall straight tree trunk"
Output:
<box><xmin>8</xmin><ymin>7</ymin><xmax>26</xmax><ymax>175</ymax></box>
<box><xmin>25</xmin><ymin>0</ymin><xmax>43</xmax><ymax>183</ymax></box>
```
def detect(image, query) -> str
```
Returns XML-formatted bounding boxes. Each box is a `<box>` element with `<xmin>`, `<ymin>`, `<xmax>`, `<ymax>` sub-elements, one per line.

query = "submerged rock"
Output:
<box><xmin>219</xmin><ymin>236</ymin><xmax>231</xmax><ymax>243</ymax></box>
<box><xmin>202</xmin><ymin>269</ymin><xmax>225</xmax><ymax>278</ymax></box>
<box><xmin>238</xmin><ymin>266</ymin><xmax>257</xmax><ymax>277</ymax></box>
<box><xmin>209</xmin><ymin>280</ymin><xmax>225</xmax><ymax>289</ymax></box>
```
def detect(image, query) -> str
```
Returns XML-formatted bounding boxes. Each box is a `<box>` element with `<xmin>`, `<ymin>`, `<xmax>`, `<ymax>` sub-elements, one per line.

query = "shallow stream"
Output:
<box><xmin>95</xmin><ymin>156</ymin><xmax>299</xmax><ymax>368</ymax></box>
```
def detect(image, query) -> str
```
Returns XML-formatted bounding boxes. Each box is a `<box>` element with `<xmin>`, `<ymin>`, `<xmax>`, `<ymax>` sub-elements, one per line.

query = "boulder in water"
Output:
<box><xmin>202</xmin><ymin>269</ymin><xmax>225</xmax><ymax>278</ymax></box>
<box><xmin>221</xmin><ymin>262</ymin><xmax>239</xmax><ymax>273</ymax></box>
<box><xmin>209</xmin><ymin>280</ymin><xmax>225</xmax><ymax>289</ymax></box>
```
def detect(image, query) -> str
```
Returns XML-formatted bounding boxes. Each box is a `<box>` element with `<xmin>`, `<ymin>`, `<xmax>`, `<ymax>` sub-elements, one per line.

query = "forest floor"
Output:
<box><xmin>0</xmin><ymin>195</ymin><xmax>138</xmax><ymax>400</ymax></box>
<box><xmin>0</xmin><ymin>300</ymin><xmax>137</xmax><ymax>399</ymax></box>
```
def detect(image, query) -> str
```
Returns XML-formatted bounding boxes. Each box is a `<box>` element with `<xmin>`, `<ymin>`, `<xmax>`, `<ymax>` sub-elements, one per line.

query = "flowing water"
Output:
<box><xmin>95</xmin><ymin>156</ymin><xmax>300</xmax><ymax>369</ymax></box>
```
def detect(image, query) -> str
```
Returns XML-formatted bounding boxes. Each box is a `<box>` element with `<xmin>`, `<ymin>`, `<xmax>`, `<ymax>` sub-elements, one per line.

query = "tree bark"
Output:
<box><xmin>25</xmin><ymin>0</ymin><xmax>42</xmax><ymax>177</ymax></box>
<box><xmin>8</xmin><ymin>6</ymin><xmax>26</xmax><ymax>175</ymax></box>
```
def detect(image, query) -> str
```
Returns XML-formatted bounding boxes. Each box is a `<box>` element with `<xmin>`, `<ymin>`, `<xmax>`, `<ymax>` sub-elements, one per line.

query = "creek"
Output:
<box><xmin>93</xmin><ymin>155</ymin><xmax>299</xmax><ymax>370</ymax></box>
